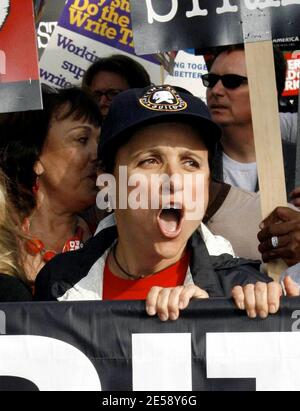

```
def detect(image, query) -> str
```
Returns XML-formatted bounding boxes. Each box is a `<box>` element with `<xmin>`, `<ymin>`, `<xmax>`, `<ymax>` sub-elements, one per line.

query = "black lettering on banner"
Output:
<box><xmin>61</xmin><ymin>60</ymin><xmax>86</xmax><ymax>80</ymax></box>
<box><xmin>57</xmin><ymin>34</ymin><xmax>98</xmax><ymax>65</ymax></box>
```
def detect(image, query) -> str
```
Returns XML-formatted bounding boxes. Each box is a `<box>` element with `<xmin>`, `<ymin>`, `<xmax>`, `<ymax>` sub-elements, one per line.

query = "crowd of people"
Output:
<box><xmin>0</xmin><ymin>51</ymin><xmax>300</xmax><ymax>321</ymax></box>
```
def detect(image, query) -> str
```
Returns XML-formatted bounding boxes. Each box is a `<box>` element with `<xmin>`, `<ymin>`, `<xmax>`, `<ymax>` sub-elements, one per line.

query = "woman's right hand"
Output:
<box><xmin>232</xmin><ymin>276</ymin><xmax>300</xmax><ymax>319</ymax></box>
<box><xmin>146</xmin><ymin>284</ymin><xmax>208</xmax><ymax>321</ymax></box>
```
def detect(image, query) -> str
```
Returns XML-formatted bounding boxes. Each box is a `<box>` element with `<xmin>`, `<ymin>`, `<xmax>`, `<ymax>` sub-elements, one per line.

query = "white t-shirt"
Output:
<box><xmin>222</xmin><ymin>152</ymin><xmax>258</xmax><ymax>192</ymax></box>
<box><xmin>281</xmin><ymin>263</ymin><xmax>300</xmax><ymax>288</ymax></box>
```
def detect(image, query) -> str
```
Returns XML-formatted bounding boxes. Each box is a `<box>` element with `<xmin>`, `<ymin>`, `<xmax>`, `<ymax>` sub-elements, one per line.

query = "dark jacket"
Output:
<box><xmin>212</xmin><ymin>141</ymin><xmax>296</xmax><ymax>195</ymax></box>
<box><xmin>0</xmin><ymin>274</ymin><xmax>32</xmax><ymax>302</ymax></box>
<box><xmin>34</xmin><ymin>219</ymin><xmax>271</xmax><ymax>301</ymax></box>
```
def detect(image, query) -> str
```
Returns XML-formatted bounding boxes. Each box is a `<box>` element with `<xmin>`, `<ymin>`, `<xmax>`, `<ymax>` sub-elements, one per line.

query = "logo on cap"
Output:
<box><xmin>139</xmin><ymin>85</ymin><xmax>187</xmax><ymax>112</ymax></box>
<box><xmin>0</xmin><ymin>0</ymin><xmax>10</xmax><ymax>31</ymax></box>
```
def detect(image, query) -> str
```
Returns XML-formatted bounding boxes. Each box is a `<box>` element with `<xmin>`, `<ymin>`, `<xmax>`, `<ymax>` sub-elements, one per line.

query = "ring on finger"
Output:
<box><xmin>271</xmin><ymin>236</ymin><xmax>279</xmax><ymax>249</ymax></box>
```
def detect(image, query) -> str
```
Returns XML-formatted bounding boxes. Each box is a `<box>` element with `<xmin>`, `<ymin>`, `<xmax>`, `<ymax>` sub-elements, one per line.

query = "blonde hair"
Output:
<box><xmin>0</xmin><ymin>170</ymin><xmax>23</xmax><ymax>278</ymax></box>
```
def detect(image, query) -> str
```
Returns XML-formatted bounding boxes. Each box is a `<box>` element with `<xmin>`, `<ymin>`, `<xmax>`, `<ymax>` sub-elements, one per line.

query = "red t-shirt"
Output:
<box><xmin>103</xmin><ymin>252</ymin><xmax>190</xmax><ymax>300</ymax></box>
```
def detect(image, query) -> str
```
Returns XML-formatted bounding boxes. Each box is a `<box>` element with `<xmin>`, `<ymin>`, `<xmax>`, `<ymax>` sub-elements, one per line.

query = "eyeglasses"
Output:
<box><xmin>93</xmin><ymin>89</ymin><xmax>124</xmax><ymax>102</ymax></box>
<box><xmin>201</xmin><ymin>73</ymin><xmax>248</xmax><ymax>89</ymax></box>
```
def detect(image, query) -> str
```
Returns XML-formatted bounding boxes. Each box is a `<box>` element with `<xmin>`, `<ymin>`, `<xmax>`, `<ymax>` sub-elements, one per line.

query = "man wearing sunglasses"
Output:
<box><xmin>202</xmin><ymin>73</ymin><xmax>248</xmax><ymax>90</ymax></box>
<box><xmin>202</xmin><ymin>45</ymin><xmax>296</xmax><ymax>198</ymax></box>
<box><xmin>200</xmin><ymin>45</ymin><xmax>300</xmax><ymax>269</ymax></box>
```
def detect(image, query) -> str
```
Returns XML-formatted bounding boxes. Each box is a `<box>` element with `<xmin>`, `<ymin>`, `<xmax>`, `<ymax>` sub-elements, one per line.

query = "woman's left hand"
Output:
<box><xmin>146</xmin><ymin>284</ymin><xmax>208</xmax><ymax>321</ymax></box>
<box><xmin>232</xmin><ymin>276</ymin><xmax>300</xmax><ymax>319</ymax></box>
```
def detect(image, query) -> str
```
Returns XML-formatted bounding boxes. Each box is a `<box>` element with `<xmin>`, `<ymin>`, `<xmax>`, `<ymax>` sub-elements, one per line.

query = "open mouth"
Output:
<box><xmin>157</xmin><ymin>204</ymin><xmax>184</xmax><ymax>239</ymax></box>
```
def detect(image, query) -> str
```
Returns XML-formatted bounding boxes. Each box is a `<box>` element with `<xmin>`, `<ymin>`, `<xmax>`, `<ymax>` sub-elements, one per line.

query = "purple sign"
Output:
<box><xmin>59</xmin><ymin>0</ymin><xmax>143</xmax><ymax>57</ymax></box>
<box><xmin>39</xmin><ymin>0</ymin><xmax>160</xmax><ymax>89</ymax></box>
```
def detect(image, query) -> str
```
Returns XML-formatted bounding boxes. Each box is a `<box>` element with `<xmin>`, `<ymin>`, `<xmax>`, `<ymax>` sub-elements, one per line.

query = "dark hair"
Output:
<box><xmin>207</xmin><ymin>44</ymin><xmax>287</xmax><ymax>101</ymax></box>
<box><xmin>0</xmin><ymin>86</ymin><xmax>102</xmax><ymax>218</ymax></box>
<box><xmin>82</xmin><ymin>54</ymin><xmax>151</xmax><ymax>89</ymax></box>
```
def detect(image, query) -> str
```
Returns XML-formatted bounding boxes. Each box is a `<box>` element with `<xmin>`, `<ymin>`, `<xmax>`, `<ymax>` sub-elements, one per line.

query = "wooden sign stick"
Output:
<box><xmin>245</xmin><ymin>40</ymin><xmax>288</xmax><ymax>282</ymax></box>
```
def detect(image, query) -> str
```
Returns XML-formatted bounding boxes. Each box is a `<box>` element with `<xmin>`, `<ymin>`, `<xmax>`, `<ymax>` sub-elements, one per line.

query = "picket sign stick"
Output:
<box><xmin>245</xmin><ymin>40</ymin><xmax>288</xmax><ymax>282</ymax></box>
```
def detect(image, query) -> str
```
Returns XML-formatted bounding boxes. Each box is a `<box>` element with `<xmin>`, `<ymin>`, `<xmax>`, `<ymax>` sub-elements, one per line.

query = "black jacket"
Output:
<box><xmin>0</xmin><ymin>274</ymin><xmax>32</xmax><ymax>302</ymax></box>
<box><xmin>34</xmin><ymin>221</ymin><xmax>271</xmax><ymax>301</ymax></box>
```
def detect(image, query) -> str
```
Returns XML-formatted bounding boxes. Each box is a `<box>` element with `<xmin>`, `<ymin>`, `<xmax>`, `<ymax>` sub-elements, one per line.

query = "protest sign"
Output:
<box><xmin>1</xmin><ymin>298</ymin><xmax>300</xmax><ymax>391</ymax></box>
<box><xmin>36</xmin><ymin>0</ymin><xmax>213</xmax><ymax>98</ymax></box>
<box><xmin>273</xmin><ymin>35</ymin><xmax>300</xmax><ymax>51</ymax></box>
<box><xmin>164</xmin><ymin>50</ymin><xmax>208</xmax><ymax>100</ymax></box>
<box><xmin>0</xmin><ymin>0</ymin><xmax>42</xmax><ymax>113</ymax></box>
<box><xmin>271</xmin><ymin>34</ymin><xmax>300</xmax><ymax>110</ymax></box>
<box><xmin>39</xmin><ymin>0</ymin><xmax>161</xmax><ymax>89</ymax></box>
<box><xmin>283</xmin><ymin>52</ymin><xmax>300</xmax><ymax>97</ymax></box>
<box><xmin>37</xmin><ymin>0</ymin><xmax>66</xmax><ymax>57</ymax></box>
<box><xmin>129</xmin><ymin>0</ymin><xmax>300</xmax><ymax>55</ymax></box>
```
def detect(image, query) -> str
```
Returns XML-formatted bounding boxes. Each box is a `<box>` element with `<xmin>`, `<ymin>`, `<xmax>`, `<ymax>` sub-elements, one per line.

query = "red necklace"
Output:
<box><xmin>23</xmin><ymin>219</ymin><xmax>84</xmax><ymax>263</ymax></box>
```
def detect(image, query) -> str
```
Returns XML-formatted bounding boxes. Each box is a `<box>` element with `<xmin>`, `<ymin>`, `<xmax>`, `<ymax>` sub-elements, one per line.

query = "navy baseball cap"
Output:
<box><xmin>98</xmin><ymin>85</ymin><xmax>221</xmax><ymax>170</ymax></box>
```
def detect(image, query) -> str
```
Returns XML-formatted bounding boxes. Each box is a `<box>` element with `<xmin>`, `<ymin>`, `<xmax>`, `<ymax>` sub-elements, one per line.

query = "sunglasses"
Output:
<box><xmin>202</xmin><ymin>73</ymin><xmax>248</xmax><ymax>89</ymax></box>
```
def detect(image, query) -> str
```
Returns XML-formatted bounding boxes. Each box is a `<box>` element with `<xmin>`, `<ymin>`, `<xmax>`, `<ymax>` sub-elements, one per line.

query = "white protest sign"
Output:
<box><xmin>39</xmin><ymin>0</ymin><xmax>161</xmax><ymax>88</ymax></box>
